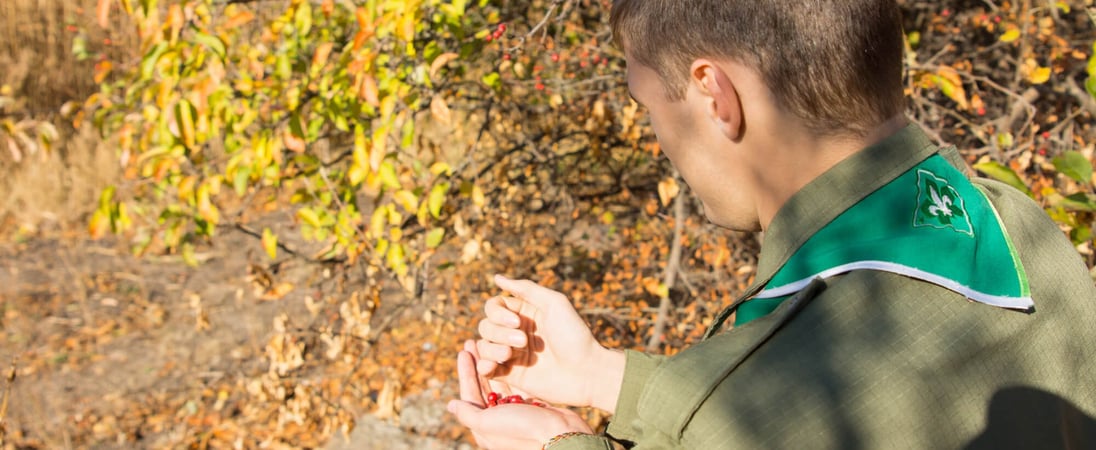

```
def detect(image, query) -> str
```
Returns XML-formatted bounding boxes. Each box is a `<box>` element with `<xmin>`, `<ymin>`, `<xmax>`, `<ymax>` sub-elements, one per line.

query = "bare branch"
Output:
<box><xmin>646</xmin><ymin>176</ymin><xmax>686</xmax><ymax>352</ymax></box>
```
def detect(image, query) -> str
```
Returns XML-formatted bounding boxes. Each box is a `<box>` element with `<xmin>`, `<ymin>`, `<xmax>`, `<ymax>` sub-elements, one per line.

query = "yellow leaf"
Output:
<box><xmin>393</xmin><ymin>190</ymin><xmax>419</xmax><ymax>212</ymax></box>
<box><xmin>297</xmin><ymin>208</ymin><xmax>322</xmax><ymax>228</ymax></box>
<box><xmin>176</xmin><ymin>100</ymin><xmax>196</xmax><ymax>149</ymax></box>
<box><xmin>658</xmin><ymin>177</ymin><xmax>680</xmax><ymax>207</ymax></box>
<box><xmin>262</xmin><ymin>228</ymin><xmax>278</xmax><ymax>259</ymax></box>
<box><xmin>370</xmin><ymin>207</ymin><xmax>387</xmax><ymax>238</ymax></box>
<box><xmin>1000</xmin><ymin>28</ymin><xmax>1021</xmax><ymax>43</ymax></box>
<box><xmin>931</xmin><ymin>69</ymin><xmax>969</xmax><ymax>110</ymax></box>
<box><xmin>428</xmin><ymin>183</ymin><xmax>449</xmax><ymax>219</ymax></box>
<box><xmin>1028</xmin><ymin>66</ymin><xmax>1052</xmax><ymax>85</ymax></box>
<box><xmin>89</xmin><ymin>209</ymin><xmax>111</xmax><ymax>239</ymax></box>
<box><xmin>471</xmin><ymin>184</ymin><xmax>485</xmax><ymax>208</ymax></box>
<box><xmin>429</xmin><ymin>162</ymin><xmax>452</xmax><ymax>176</ymax></box>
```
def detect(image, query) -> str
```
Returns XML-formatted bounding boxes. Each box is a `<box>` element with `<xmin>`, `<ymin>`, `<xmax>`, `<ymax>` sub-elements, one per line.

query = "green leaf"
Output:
<box><xmin>1051</xmin><ymin>151</ymin><xmax>1093</xmax><ymax>184</ymax></box>
<box><xmin>1056</xmin><ymin>192</ymin><xmax>1096</xmax><ymax>212</ymax></box>
<box><xmin>140</xmin><ymin>42</ymin><xmax>168</xmax><ymax>81</ymax></box>
<box><xmin>191</xmin><ymin>30</ymin><xmax>226</xmax><ymax>60</ymax></box>
<box><xmin>425</xmin><ymin>227</ymin><xmax>445</xmax><ymax>249</ymax></box>
<box><xmin>973</xmin><ymin>161</ymin><xmax>1033</xmax><ymax>196</ymax></box>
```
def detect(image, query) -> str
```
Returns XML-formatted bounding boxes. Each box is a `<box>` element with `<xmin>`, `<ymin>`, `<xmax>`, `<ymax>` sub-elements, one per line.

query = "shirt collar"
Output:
<box><xmin>755</xmin><ymin>123</ymin><xmax>941</xmax><ymax>286</ymax></box>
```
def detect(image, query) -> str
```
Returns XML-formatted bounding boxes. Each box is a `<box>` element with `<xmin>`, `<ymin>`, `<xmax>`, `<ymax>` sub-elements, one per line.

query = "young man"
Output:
<box><xmin>448</xmin><ymin>0</ymin><xmax>1096</xmax><ymax>448</ymax></box>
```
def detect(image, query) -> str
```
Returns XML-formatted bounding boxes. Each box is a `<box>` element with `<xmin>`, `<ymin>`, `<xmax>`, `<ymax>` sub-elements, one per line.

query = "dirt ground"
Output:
<box><xmin>0</xmin><ymin>118</ymin><xmax>473</xmax><ymax>447</ymax></box>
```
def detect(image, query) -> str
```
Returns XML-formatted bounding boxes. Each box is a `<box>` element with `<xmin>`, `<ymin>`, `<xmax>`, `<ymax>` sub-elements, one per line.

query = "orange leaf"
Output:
<box><xmin>93</xmin><ymin>60</ymin><xmax>112</xmax><ymax>84</ymax></box>
<box><xmin>429</xmin><ymin>53</ymin><xmax>458</xmax><ymax>80</ymax></box>
<box><xmin>657</xmin><ymin>177</ymin><xmax>680</xmax><ymax>206</ymax></box>
<box><xmin>429</xmin><ymin>96</ymin><xmax>451</xmax><ymax>126</ymax></box>
<box><xmin>311</xmin><ymin>42</ymin><xmax>334</xmax><ymax>71</ymax></box>
<box><xmin>283</xmin><ymin>127</ymin><xmax>306</xmax><ymax>153</ymax></box>
<box><xmin>360</xmin><ymin>75</ymin><xmax>379</xmax><ymax>106</ymax></box>
<box><xmin>96</xmin><ymin>0</ymin><xmax>112</xmax><ymax>29</ymax></box>
<box><xmin>224</xmin><ymin>10</ymin><xmax>255</xmax><ymax>29</ymax></box>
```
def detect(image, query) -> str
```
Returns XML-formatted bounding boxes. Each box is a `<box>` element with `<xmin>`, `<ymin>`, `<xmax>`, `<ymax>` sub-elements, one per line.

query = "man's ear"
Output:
<box><xmin>690</xmin><ymin>59</ymin><xmax>742</xmax><ymax>140</ymax></box>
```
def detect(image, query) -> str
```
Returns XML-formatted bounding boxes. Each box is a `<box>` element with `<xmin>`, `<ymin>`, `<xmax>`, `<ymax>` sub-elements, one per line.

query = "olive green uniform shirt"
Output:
<box><xmin>552</xmin><ymin>125</ymin><xmax>1096</xmax><ymax>449</ymax></box>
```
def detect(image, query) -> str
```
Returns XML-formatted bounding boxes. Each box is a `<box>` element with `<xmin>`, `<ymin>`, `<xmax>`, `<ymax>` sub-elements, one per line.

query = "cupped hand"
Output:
<box><xmin>448</xmin><ymin>342</ymin><xmax>592</xmax><ymax>450</ymax></box>
<box><xmin>474</xmin><ymin>275</ymin><xmax>624</xmax><ymax>411</ymax></box>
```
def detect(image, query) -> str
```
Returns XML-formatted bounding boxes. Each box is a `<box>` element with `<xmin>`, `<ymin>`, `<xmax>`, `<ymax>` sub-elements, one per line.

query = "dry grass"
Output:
<box><xmin>0</xmin><ymin>0</ymin><xmax>136</xmax><ymax>235</ymax></box>
<box><xmin>0</xmin><ymin>0</ymin><xmax>133</xmax><ymax>115</ymax></box>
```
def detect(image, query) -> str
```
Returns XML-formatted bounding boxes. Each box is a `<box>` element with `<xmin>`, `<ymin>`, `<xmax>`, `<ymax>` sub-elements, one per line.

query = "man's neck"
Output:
<box><xmin>755</xmin><ymin>115</ymin><xmax>909</xmax><ymax>230</ymax></box>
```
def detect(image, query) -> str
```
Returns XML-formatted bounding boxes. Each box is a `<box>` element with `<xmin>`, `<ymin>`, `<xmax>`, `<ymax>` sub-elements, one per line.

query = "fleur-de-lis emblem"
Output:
<box><xmin>914</xmin><ymin>169</ymin><xmax>973</xmax><ymax>236</ymax></box>
<box><xmin>927</xmin><ymin>186</ymin><xmax>953</xmax><ymax>217</ymax></box>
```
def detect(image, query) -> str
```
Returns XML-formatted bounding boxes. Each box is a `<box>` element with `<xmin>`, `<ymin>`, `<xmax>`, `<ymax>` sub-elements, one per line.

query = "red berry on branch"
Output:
<box><xmin>503</xmin><ymin>53</ymin><xmax>511</xmax><ymax>61</ymax></box>
<box><xmin>551</xmin><ymin>53</ymin><xmax>560</xmax><ymax>62</ymax></box>
<box><xmin>535</xmin><ymin>82</ymin><xmax>545</xmax><ymax>91</ymax></box>
<box><xmin>1041</xmin><ymin>131</ymin><xmax>1051</xmax><ymax>139</ymax></box>
<box><xmin>977</xmin><ymin>107</ymin><xmax>986</xmax><ymax>116</ymax></box>
<box><xmin>498</xmin><ymin>23</ymin><xmax>507</xmax><ymax>32</ymax></box>
<box><xmin>1038</xmin><ymin>148</ymin><xmax>1048</xmax><ymax>156</ymax></box>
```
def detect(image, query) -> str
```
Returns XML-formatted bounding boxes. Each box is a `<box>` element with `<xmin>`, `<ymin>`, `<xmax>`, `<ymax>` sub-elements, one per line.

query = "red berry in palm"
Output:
<box><xmin>487</xmin><ymin>392</ymin><xmax>500</xmax><ymax>406</ymax></box>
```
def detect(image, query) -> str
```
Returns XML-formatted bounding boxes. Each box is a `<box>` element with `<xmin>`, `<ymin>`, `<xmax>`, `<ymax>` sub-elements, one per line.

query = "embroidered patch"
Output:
<box><xmin>914</xmin><ymin>169</ymin><xmax>973</xmax><ymax>236</ymax></box>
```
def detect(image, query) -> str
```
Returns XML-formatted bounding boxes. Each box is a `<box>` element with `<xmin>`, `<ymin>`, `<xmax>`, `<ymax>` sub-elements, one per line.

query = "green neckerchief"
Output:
<box><xmin>733</xmin><ymin>153</ymin><xmax>1032</xmax><ymax>326</ymax></box>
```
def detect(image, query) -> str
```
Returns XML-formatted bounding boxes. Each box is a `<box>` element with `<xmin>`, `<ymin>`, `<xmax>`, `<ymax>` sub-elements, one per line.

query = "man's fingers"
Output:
<box><xmin>456</xmin><ymin>351</ymin><xmax>485</xmax><ymax>407</ymax></box>
<box><xmin>478</xmin><ymin>318</ymin><xmax>527</xmax><ymax>348</ymax></box>
<box><xmin>484</xmin><ymin>297</ymin><xmax>522</xmax><ymax>328</ymax></box>
<box><xmin>493</xmin><ymin>274</ymin><xmax>565</xmax><ymax>309</ymax></box>
<box><xmin>477</xmin><ymin>339</ymin><xmax>515</xmax><ymax>361</ymax></box>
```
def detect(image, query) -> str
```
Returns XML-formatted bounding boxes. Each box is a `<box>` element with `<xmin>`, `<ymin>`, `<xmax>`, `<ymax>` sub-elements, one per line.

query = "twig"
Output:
<box><xmin>506</xmin><ymin>0</ymin><xmax>567</xmax><ymax>52</ymax></box>
<box><xmin>645</xmin><ymin>177</ymin><xmax>686</xmax><ymax>352</ymax></box>
<box><xmin>0</xmin><ymin>358</ymin><xmax>16</xmax><ymax>444</ymax></box>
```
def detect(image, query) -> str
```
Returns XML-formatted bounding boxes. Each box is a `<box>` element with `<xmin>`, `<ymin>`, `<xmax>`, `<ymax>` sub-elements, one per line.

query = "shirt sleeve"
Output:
<box><xmin>604</xmin><ymin>350</ymin><xmax>666</xmax><ymax>444</ymax></box>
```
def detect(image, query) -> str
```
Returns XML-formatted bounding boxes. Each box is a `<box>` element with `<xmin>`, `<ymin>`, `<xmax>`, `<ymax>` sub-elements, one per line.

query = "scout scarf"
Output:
<box><xmin>736</xmin><ymin>154</ymin><xmax>1034</xmax><ymax>326</ymax></box>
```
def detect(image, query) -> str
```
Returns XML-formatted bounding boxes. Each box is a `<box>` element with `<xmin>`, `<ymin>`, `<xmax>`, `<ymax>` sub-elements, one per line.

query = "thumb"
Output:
<box><xmin>493</xmin><ymin>274</ymin><xmax>564</xmax><ymax>309</ymax></box>
<box><xmin>447</xmin><ymin>399</ymin><xmax>484</xmax><ymax>428</ymax></box>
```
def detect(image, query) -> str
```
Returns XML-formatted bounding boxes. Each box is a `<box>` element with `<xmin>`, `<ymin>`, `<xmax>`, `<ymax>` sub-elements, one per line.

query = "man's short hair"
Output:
<box><xmin>611</xmin><ymin>0</ymin><xmax>906</xmax><ymax>137</ymax></box>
